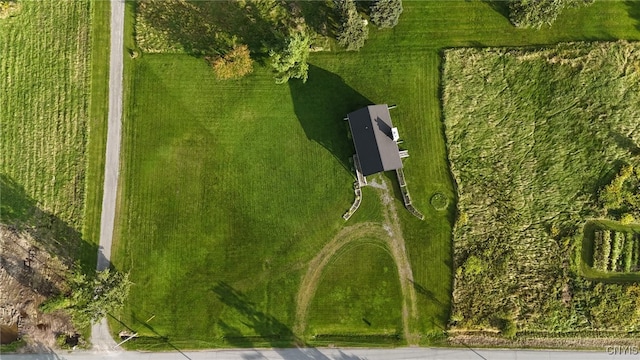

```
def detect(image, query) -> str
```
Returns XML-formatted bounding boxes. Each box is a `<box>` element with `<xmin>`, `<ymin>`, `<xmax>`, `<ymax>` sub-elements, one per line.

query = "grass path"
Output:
<box><xmin>372</xmin><ymin>178</ymin><xmax>419</xmax><ymax>344</ymax></box>
<box><xmin>294</xmin><ymin>177</ymin><xmax>418</xmax><ymax>344</ymax></box>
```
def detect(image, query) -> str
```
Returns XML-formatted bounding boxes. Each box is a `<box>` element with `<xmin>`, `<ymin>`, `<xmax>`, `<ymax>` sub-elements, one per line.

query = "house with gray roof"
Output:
<box><xmin>346</xmin><ymin>104</ymin><xmax>404</xmax><ymax>176</ymax></box>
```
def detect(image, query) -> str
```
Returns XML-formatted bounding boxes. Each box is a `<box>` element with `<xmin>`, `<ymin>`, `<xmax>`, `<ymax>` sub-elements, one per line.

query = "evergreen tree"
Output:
<box><xmin>269</xmin><ymin>31</ymin><xmax>311</xmax><ymax>84</ymax></box>
<box><xmin>370</xmin><ymin>0</ymin><xmax>403</xmax><ymax>29</ymax></box>
<box><xmin>335</xmin><ymin>0</ymin><xmax>369</xmax><ymax>51</ymax></box>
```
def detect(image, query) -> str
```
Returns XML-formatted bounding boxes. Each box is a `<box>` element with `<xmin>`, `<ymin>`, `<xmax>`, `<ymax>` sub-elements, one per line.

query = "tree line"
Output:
<box><xmin>207</xmin><ymin>0</ymin><xmax>403</xmax><ymax>83</ymax></box>
<box><xmin>171</xmin><ymin>0</ymin><xmax>594</xmax><ymax>82</ymax></box>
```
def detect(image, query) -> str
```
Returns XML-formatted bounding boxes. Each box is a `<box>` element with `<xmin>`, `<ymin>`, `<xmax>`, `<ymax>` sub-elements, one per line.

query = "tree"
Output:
<box><xmin>269</xmin><ymin>31</ymin><xmax>311</xmax><ymax>84</ymax></box>
<box><xmin>207</xmin><ymin>44</ymin><xmax>253</xmax><ymax>80</ymax></box>
<box><xmin>508</xmin><ymin>0</ymin><xmax>593</xmax><ymax>29</ymax></box>
<box><xmin>41</xmin><ymin>267</ymin><xmax>132</xmax><ymax>328</ymax></box>
<box><xmin>369</xmin><ymin>0</ymin><xmax>403</xmax><ymax>29</ymax></box>
<box><xmin>335</xmin><ymin>0</ymin><xmax>369</xmax><ymax>51</ymax></box>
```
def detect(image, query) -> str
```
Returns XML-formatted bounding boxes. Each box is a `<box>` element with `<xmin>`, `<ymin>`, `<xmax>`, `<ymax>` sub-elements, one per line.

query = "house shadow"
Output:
<box><xmin>382</xmin><ymin>171</ymin><xmax>409</xmax><ymax>207</ymax></box>
<box><xmin>289</xmin><ymin>65</ymin><xmax>373</xmax><ymax>173</ymax></box>
<box><xmin>0</xmin><ymin>174</ymin><xmax>98</xmax><ymax>280</ymax></box>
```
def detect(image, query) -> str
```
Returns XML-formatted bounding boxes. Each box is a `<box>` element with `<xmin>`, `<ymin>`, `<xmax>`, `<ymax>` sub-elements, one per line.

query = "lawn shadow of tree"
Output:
<box><xmin>0</xmin><ymin>235</ymin><xmax>63</xmax><ymax>297</ymax></box>
<box><xmin>410</xmin><ymin>279</ymin><xmax>443</xmax><ymax>307</ymax></box>
<box><xmin>0</xmin><ymin>174</ymin><xmax>98</xmax><ymax>277</ymax></box>
<box><xmin>213</xmin><ymin>282</ymin><xmax>367</xmax><ymax>359</ymax></box>
<box><xmin>296</xmin><ymin>0</ymin><xmax>339</xmax><ymax>37</ymax></box>
<box><xmin>481</xmin><ymin>0</ymin><xmax>511</xmax><ymax>22</ymax></box>
<box><xmin>610</xmin><ymin>130</ymin><xmax>640</xmax><ymax>156</ymax></box>
<box><xmin>627</xmin><ymin>1</ymin><xmax>640</xmax><ymax>31</ymax></box>
<box><xmin>137</xmin><ymin>0</ymin><xmax>287</xmax><ymax>61</ymax></box>
<box><xmin>126</xmin><ymin>312</ymin><xmax>194</xmax><ymax>360</ymax></box>
<box><xmin>289</xmin><ymin>65</ymin><xmax>373</xmax><ymax>173</ymax></box>
<box><xmin>211</xmin><ymin>282</ymin><xmax>298</xmax><ymax>348</ymax></box>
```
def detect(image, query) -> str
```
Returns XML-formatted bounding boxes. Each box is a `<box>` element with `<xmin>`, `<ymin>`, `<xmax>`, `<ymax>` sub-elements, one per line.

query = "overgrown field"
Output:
<box><xmin>444</xmin><ymin>41</ymin><xmax>640</xmax><ymax>333</ymax></box>
<box><xmin>1</xmin><ymin>0</ymin><xmax>90</xmax><ymax>229</ymax></box>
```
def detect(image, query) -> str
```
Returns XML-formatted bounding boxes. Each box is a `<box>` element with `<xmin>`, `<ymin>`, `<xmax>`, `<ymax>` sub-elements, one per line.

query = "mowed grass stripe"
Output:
<box><xmin>114</xmin><ymin>56</ymin><xmax>355</xmax><ymax>345</ymax></box>
<box><xmin>1</xmin><ymin>0</ymin><xmax>96</xmax><ymax>262</ymax></box>
<box><xmin>81</xmin><ymin>0</ymin><xmax>109</xmax><ymax>251</ymax></box>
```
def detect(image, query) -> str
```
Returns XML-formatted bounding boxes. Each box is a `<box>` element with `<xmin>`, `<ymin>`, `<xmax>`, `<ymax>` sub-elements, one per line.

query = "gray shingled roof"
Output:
<box><xmin>347</xmin><ymin>105</ymin><xmax>402</xmax><ymax>176</ymax></box>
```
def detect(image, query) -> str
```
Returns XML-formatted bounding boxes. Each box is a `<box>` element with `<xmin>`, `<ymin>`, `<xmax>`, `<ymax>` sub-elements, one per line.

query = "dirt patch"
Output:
<box><xmin>1</xmin><ymin>323</ymin><xmax>19</xmax><ymax>343</ymax></box>
<box><xmin>294</xmin><ymin>176</ymin><xmax>419</xmax><ymax>345</ymax></box>
<box><xmin>0</xmin><ymin>225</ymin><xmax>79</xmax><ymax>352</ymax></box>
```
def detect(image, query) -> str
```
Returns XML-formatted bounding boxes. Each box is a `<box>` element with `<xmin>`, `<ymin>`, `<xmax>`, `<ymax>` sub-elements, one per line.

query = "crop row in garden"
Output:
<box><xmin>593</xmin><ymin>229</ymin><xmax>640</xmax><ymax>273</ymax></box>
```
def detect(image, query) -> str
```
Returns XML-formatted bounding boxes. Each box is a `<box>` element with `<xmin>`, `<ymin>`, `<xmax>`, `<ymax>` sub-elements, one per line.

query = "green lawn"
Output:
<box><xmin>0</xmin><ymin>0</ymin><xmax>108</xmax><ymax>272</ymax></box>
<box><xmin>112</xmin><ymin>57</ymin><xmax>355</xmax><ymax>348</ymax></box>
<box><xmin>307</xmin><ymin>241</ymin><xmax>403</xmax><ymax>342</ymax></box>
<box><xmin>112</xmin><ymin>0</ymin><xmax>640</xmax><ymax>349</ymax></box>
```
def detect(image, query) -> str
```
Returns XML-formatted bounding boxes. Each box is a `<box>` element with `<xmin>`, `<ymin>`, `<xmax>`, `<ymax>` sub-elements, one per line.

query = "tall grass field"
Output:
<box><xmin>444</xmin><ymin>41</ymin><xmax>640</xmax><ymax>333</ymax></box>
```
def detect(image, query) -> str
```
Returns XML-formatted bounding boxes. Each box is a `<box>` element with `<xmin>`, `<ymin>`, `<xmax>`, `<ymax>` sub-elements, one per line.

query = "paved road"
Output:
<box><xmin>2</xmin><ymin>347</ymin><xmax>637</xmax><ymax>360</ymax></box>
<box><xmin>90</xmin><ymin>0</ymin><xmax>125</xmax><ymax>352</ymax></box>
